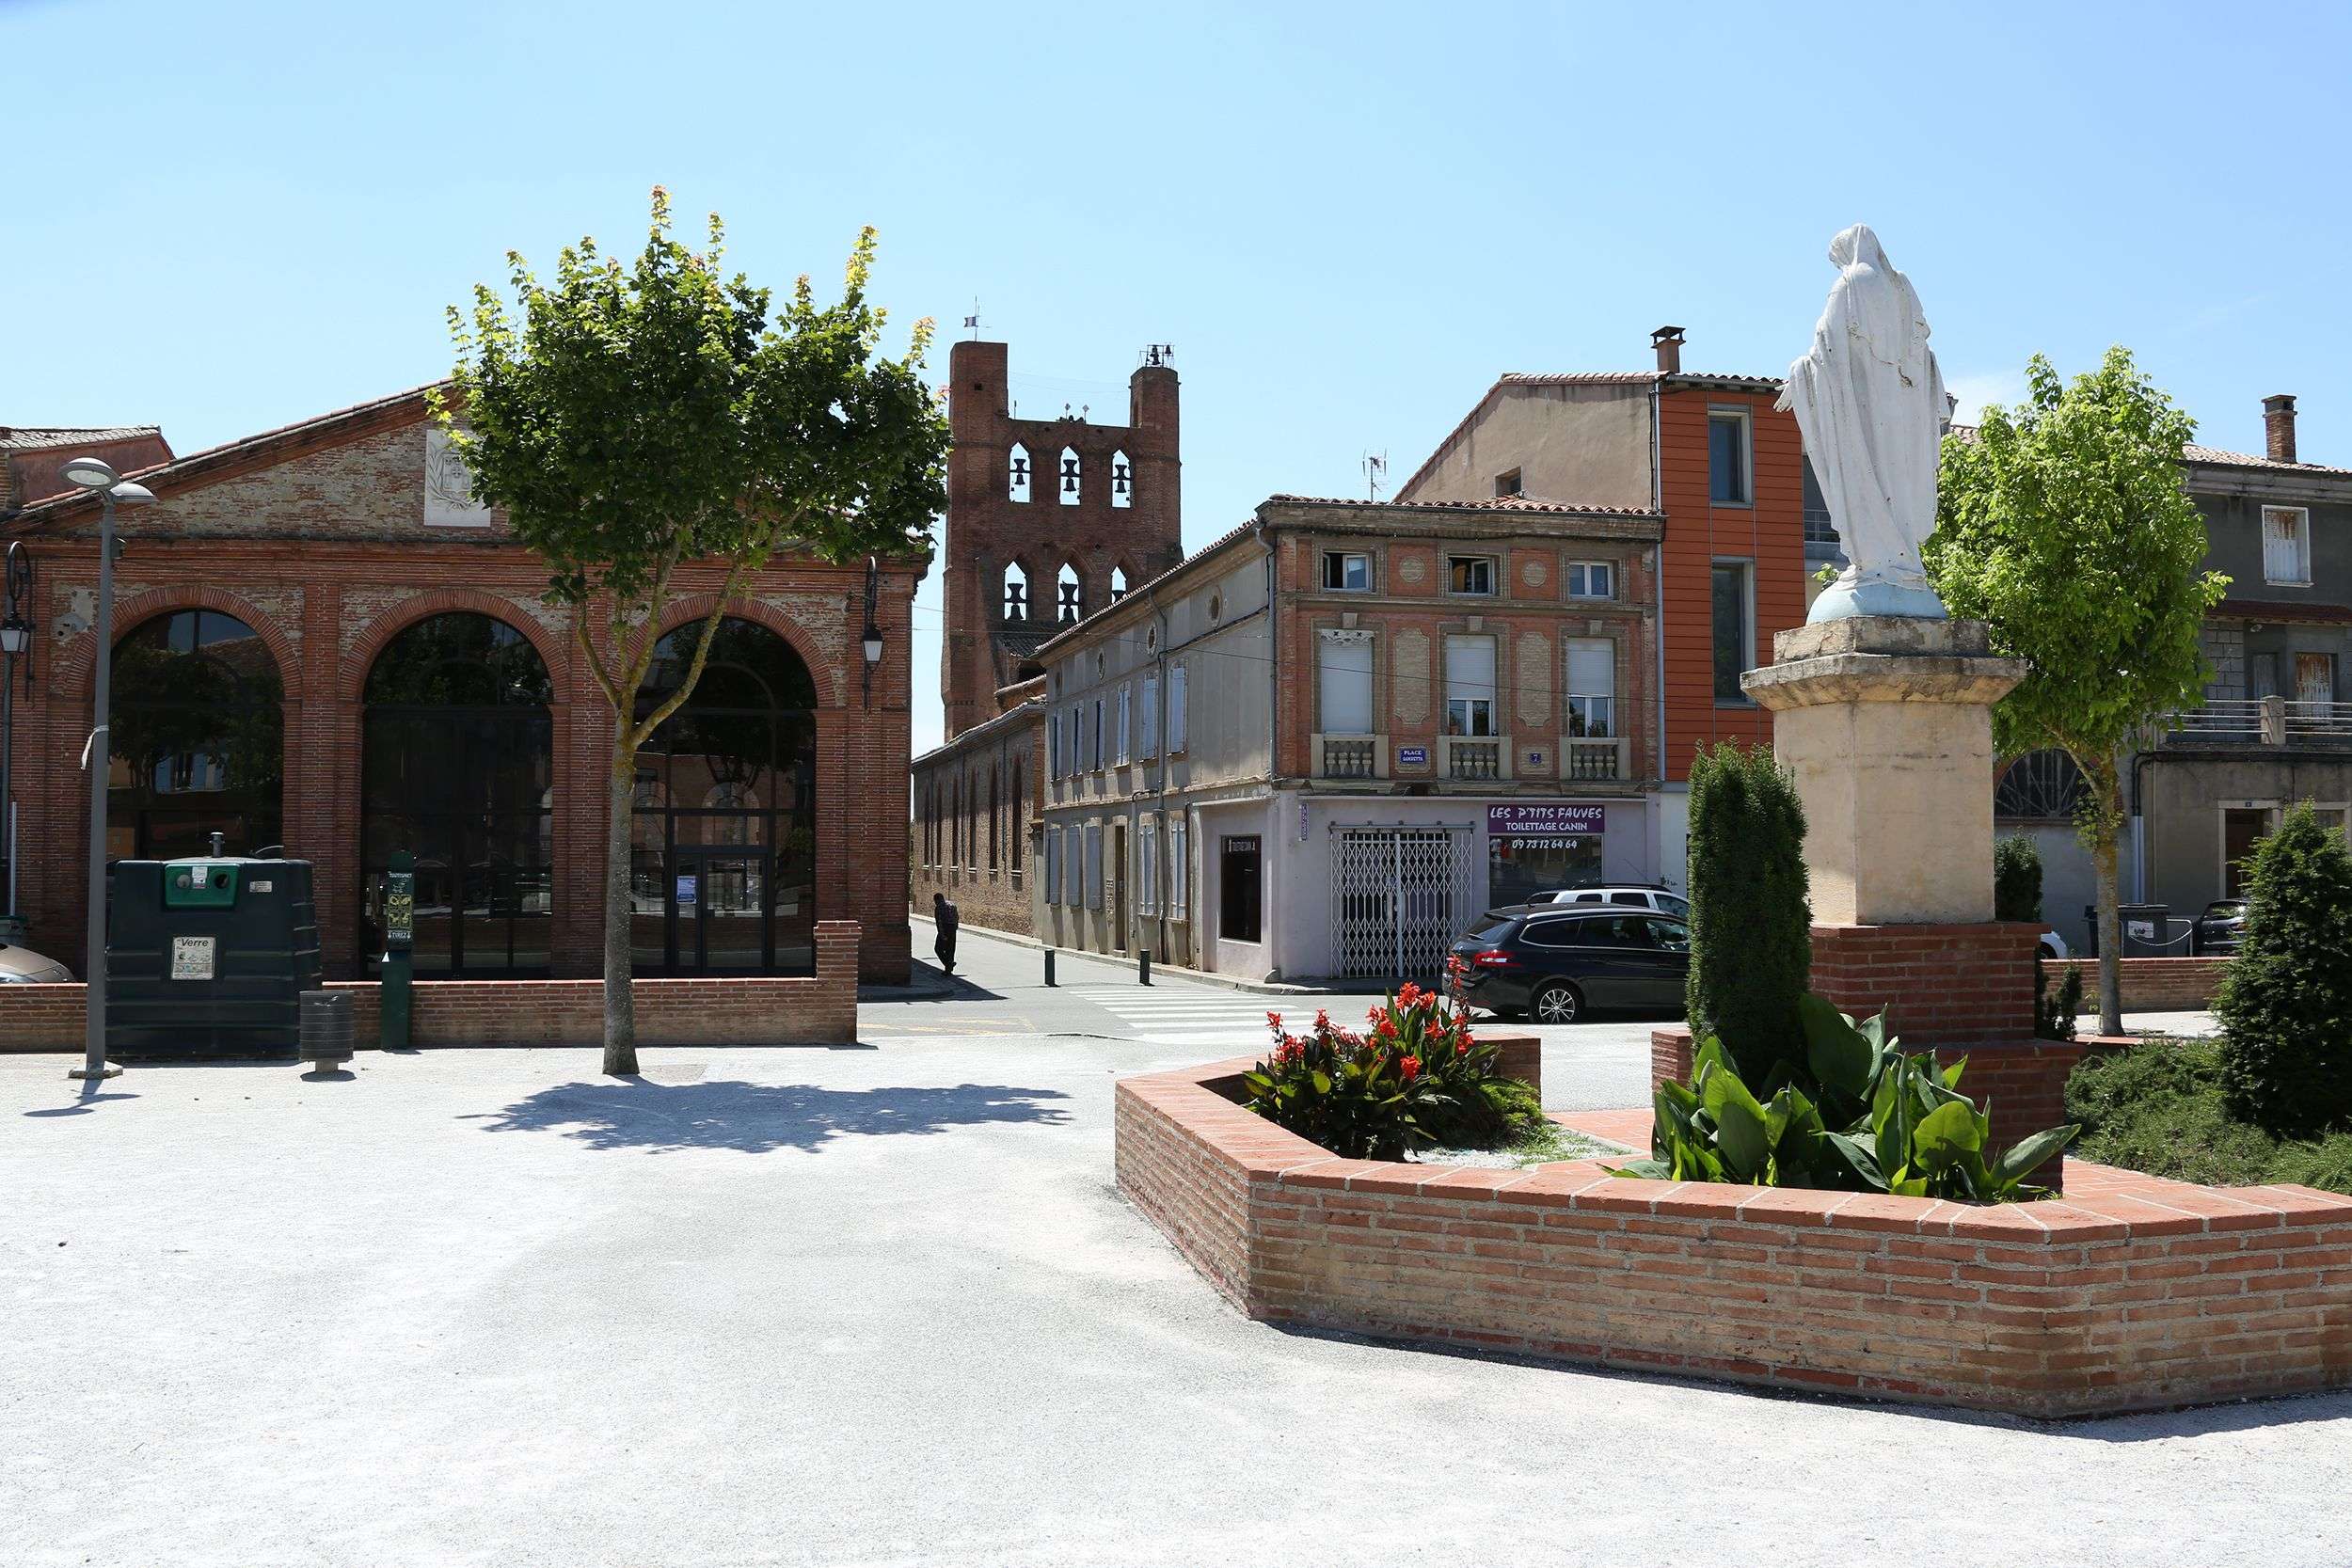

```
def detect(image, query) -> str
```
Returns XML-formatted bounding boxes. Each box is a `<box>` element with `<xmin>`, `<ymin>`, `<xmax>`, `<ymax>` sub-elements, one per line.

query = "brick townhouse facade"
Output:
<box><xmin>1</xmin><ymin>386</ymin><xmax>922</xmax><ymax>984</ymax></box>
<box><xmin>1394</xmin><ymin>326</ymin><xmax>1813</xmax><ymax>887</ymax></box>
<box><xmin>1025</xmin><ymin>494</ymin><xmax>1665</xmax><ymax>984</ymax></box>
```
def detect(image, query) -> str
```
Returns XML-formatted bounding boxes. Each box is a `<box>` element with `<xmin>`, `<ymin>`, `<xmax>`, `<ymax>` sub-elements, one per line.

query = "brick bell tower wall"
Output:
<box><xmin>941</xmin><ymin>341</ymin><xmax>1182</xmax><ymax>739</ymax></box>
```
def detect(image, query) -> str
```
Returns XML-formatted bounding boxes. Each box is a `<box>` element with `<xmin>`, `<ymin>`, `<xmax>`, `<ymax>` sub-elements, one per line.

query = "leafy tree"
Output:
<box><xmin>2214</xmin><ymin>804</ymin><xmax>2352</xmax><ymax>1136</ymax></box>
<box><xmin>1994</xmin><ymin>834</ymin><xmax>2042</xmax><ymax>924</ymax></box>
<box><xmin>1685</xmin><ymin>741</ymin><xmax>1811</xmax><ymax>1084</ymax></box>
<box><xmin>1926</xmin><ymin>349</ymin><xmax>2226</xmax><ymax>1036</ymax></box>
<box><xmin>437</xmin><ymin>189</ymin><xmax>946</xmax><ymax>1074</ymax></box>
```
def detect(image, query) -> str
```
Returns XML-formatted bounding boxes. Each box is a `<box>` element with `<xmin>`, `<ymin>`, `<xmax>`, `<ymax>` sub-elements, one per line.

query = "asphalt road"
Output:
<box><xmin>0</xmin><ymin>937</ymin><xmax>2308</xmax><ymax>1567</ymax></box>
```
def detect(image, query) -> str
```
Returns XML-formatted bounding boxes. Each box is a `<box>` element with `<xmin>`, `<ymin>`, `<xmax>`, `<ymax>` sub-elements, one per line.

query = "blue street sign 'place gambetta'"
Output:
<box><xmin>1486</xmin><ymin>803</ymin><xmax>1606</xmax><ymax>836</ymax></box>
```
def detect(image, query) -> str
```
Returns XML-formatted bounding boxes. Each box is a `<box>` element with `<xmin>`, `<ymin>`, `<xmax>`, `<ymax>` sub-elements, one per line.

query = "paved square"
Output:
<box><xmin>0</xmin><ymin>944</ymin><xmax>2330</xmax><ymax>1565</ymax></box>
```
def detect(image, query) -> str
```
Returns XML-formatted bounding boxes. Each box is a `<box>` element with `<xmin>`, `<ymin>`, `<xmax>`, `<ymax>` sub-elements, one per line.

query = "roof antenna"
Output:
<box><xmin>1362</xmin><ymin>451</ymin><xmax>1389</xmax><ymax>502</ymax></box>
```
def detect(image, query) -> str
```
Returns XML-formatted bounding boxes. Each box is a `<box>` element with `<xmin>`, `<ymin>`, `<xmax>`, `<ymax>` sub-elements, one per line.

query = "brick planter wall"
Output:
<box><xmin>1116</xmin><ymin>1054</ymin><xmax>2352</xmax><ymax>1418</ymax></box>
<box><xmin>1810</xmin><ymin>922</ymin><xmax>2042</xmax><ymax>1044</ymax></box>
<box><xmin>1649</xmin><ymin>1024</ymin><xmax>2084</xmax><ymax>1186</ymax></box>
<box><xmin>0</xmin><ymin>922</ymin><xmax>858</xmax><ymax>1052</ymax></box>
<box><xmin>2045</xmin><ymin>957</ymin><xmax>2228</xmax><ymax>1013</ymax></box>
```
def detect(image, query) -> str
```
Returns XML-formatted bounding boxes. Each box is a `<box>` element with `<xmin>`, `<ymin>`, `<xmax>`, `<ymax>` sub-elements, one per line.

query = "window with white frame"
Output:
<box><xmin>2265</xmin><ymin>507</ymin><xmax>2312</xmax><ymax>585</ymax></box>
<box><xmin>1168</xmin><ymin>816</ymin><xmax>1187</xmax><ymax>919</ymax></box>
<box><xmin>1444</xmin><ymin>634</ymin><xmax>1497</xmax><ymax>736</ymax></box>
<box><xmin>1138</xmin><ymin>819</ymin><xmax>1159</xmax><ymax>915</ymax></box>
<box><xmin>1708</xmin><ymin>409</ymin><xmax>1751</xmax><ymax>505</ymax></box>
<box><xmin>1321</xmin><ymin>550</ymin><xmax>1372</xmax><ymax>591</ymax></box>
<box><xmin>1317</xmin><ymin>628</ymin><xmax>1375</xmax><ymax>735</ymax></box>
<box><xmin>1566</xmin><ymin>561</ymin><xmax>1614</xmax><ymax>599</ymax></box>
<box><xmin>1565</xmin><ymin>637</ymin><xmax>1615</xmax><ymax>737</ymax></box>
<box><xmin>1712</xmin><ymin>561</ymin><xmax>1754</xmax><ymax>702</ymax></box>
<box><xmin>1168</xmin><ymin>663</ymin><xmax>1188</xmax><ymax>752</ymax></box>
<box><xmin>1116</xmin><ymin>685</ymin><xmax>1132</xmax><ymax>763</ymax></box>
<box><xmin>1084</xmin><ymin>822</ymin><xmax>1104</xmax><ymax>909</ymax></box>
<box><xmin>1447</xmin><ymin>556</ymin><xmax>1496</xmax><ymax>595</ymax></box>
<box><xmin>1140</xmin><ymin>674</ymin><xmax>1159</xmax><ymax>758</ymax></box>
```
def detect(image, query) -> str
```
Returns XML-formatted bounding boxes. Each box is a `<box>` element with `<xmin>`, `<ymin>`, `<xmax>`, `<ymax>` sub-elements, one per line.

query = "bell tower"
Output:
<box><xmin>940</xmin><ymin>340</ymin><xmax>1183</xmax><ymax>738</ymax></box>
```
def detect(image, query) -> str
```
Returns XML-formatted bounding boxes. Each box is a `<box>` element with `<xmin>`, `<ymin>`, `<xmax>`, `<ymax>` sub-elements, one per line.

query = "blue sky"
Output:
<box><xmin>10</xmin><ymin>0</ymin><xmax>2349</xmax><ymax>754</ymax></box>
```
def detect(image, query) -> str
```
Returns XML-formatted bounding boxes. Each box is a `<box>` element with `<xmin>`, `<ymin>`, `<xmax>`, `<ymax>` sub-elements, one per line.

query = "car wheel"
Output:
<box><xmin>1531</xmin><ymin>981</ymin><xmax>1583</xmax><ymax>1025</ymax></box>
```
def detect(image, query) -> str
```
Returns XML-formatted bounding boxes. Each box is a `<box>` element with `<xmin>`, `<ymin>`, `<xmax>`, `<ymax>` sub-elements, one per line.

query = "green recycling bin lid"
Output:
<box><xmin>162</xmin><ymin>859</ymin><xmax>242</xmax><ymax>910</ymax></box>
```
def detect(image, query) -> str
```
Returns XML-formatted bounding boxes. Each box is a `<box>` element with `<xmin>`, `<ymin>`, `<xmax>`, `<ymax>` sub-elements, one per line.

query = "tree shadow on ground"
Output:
<box><xmin>463</xmin><ymin>1078</ymin><xmax>1072</xmax><ymax>1154</ymax></box>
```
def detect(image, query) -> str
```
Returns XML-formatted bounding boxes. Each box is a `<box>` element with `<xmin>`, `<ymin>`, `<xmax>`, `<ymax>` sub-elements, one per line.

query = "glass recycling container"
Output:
<box><xmin>105</xmin><ymin>849</ymin><xmax>323</xmax><ymax>1057</ymax></box>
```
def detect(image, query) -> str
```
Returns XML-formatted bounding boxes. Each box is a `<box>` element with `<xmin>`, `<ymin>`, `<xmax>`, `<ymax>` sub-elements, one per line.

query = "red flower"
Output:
<box><xmin>1314</xmin><ymin>1008</ymin><xmax>1331</xmax><ymax>1032</ymax></box>
<box><xmin>1454</xmin><ymin>1037</ymin><xmax>1469</xmax><ymax>1055</ymax></box>
<box><xmin>1398</xmin><ymin>982</ymin><xmax>1422</xmax><ymax>1008</ymax></box>
<box><xmin>1374</xmin><ymin>1015</ymin><xmax>1397</xmax><ymax>1039</ymax></box>
<box><xmin>1399</xmin><ymin>1054</ymin><xmax>1422</xmax><ymax>1083</ymax></box>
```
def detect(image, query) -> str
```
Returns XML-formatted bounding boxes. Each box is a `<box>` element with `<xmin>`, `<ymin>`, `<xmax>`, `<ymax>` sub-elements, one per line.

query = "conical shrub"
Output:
<box><xmin>2216</xmin><ymin>803</ymin><xmax>2352</xmax><ymax>1136</ymax></box>
<box><xmin>1685</xmin><ymin>741</ymin><xmax>1811</xmax><ymax>1084</ymax></box>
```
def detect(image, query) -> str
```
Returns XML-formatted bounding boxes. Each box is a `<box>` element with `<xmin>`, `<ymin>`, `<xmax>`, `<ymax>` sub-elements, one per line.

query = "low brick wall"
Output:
<box><xmin>2046</xmin><ymin>957</ymin><xmax>2228</xmax><ymax>1013</ymax></box>
<box><xmin>1811</xmin><ymin>922</ymin><xmax>2042</xmax><ymax>1044</ymax></box>
<box><xmin>1116</xmin><ymin>1055</ymin><xmax>2352</xmax><ymax>1418</ymax></box>
<box><xmin>0</xmin><ymin>921</ymin><xmax>859</xmax><ymax>1052</ymax></box>
<box><xmin>1649</xmin><ymin>1025</ymin><xmax>2084</xmax><ymax>1185</ymax></box>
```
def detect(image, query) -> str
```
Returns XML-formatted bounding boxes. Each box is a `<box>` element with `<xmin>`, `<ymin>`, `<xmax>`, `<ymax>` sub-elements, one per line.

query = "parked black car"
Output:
<box><xmin>2194</xmin><ymin>899</ymin><xmax>2249</xmax><ymax>955</ymax></box>
<box><xmin>1449</xmin><ymin>904</ymin><xmax>1689</xmax><ymax>1024</ymax></box>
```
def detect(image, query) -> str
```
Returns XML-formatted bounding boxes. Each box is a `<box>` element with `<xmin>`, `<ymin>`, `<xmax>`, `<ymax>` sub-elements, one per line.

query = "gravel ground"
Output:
<box><xmin>0</xmin><ymin>951</ymin><xmax>2329</xmax><ymax>1567</ymax></box>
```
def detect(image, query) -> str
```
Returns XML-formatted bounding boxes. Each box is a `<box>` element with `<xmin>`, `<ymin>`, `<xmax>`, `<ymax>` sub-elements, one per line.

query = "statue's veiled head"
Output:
<box><xmin>1829</xmin><ymin>223</ymin><xmax>1889</xmax><ymax>272</ymax></box>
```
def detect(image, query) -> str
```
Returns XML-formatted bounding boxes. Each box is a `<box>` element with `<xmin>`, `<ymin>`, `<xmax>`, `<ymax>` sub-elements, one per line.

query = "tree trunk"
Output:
<box><xmin>603</xmin><ymin>750</ymin><xmax>640</xmax><ymax>1076</ymax></box>
<box><xmin>2092</xmin><ymin>822</ymin><xmax>2124</xmax><ymax>1038</ymax></box>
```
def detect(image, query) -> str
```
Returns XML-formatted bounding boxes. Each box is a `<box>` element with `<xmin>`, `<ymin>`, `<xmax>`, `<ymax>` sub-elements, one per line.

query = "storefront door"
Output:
<box><xmin>673</xmin><ymin>846</ymin><xmax>771</xmax><ymax>974</ymax></box>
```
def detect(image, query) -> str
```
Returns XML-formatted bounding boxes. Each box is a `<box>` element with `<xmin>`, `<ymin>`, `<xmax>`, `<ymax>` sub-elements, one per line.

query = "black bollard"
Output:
<box><xmin>1043</xmin><ymin>948</ymin><xmax>1057</xmax><ymax>988</ymax></box>
<box><xmin>1139</xmin><ymin>949</ymin><xmax>1152</xmax><ymax>986</ymax></box>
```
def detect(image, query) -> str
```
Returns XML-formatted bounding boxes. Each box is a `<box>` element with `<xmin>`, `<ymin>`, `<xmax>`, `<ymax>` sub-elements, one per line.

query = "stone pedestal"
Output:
<box><xmin>1742</xmin><ymin>617</ymin><xmax>2077</xmax><ymax>1182</ymax></box>
<box><xmin>1741</xmin><ymin>617</ymin><xmax>2026</xmax><ymax>926</ymax></box>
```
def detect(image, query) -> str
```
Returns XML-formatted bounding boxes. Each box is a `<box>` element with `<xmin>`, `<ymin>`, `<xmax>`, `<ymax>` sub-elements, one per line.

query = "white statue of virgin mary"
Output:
<box><xmin>1778</xmin><ymin>224</ymin><xmax>1949</xmax><ymax>622</ymax></box>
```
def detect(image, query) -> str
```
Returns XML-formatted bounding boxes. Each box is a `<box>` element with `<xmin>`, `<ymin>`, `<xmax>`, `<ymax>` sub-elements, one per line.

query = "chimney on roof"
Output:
<box><xmin>1650</xmin><ymin>326</ymin><xmax>1685</xmax><ymax>375</ymax></box>
<box><xmin>2264</xmin><ymin>394</ymin><xmax>2298</xmax><ymax>465</ymax></box>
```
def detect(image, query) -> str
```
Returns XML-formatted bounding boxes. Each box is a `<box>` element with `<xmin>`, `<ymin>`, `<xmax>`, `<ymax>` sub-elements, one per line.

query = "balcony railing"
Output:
<box><xmin>1446</xmin><ymin>738</ymin><xmax>1502</xmax><ymax>781</ymax></box>
<box><xmin>1322</xmin><ymin>736</ymin><xmax>1377</xmax><ymax>778</ymax></box>
<box><xmin>2162</xmin><ymin>696</ymin><xmax>2352</xmax><ymax>748</ymax></box>
<box><xmin>1564</xmin><ymin>736</ymin><xmax>1625</xmax><ymax>781</ymax></box>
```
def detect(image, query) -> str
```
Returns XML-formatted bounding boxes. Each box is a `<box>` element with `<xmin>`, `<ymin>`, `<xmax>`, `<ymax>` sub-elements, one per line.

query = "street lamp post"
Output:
<box><xmin>0</xmin><ymin>542</ymin><xmax>32</xmax><ymax>939</ymax></box>
<box><xmin>59</xmin><ymin>457</ymin><xmax>153</xmax><ymax>1083</ymax></box>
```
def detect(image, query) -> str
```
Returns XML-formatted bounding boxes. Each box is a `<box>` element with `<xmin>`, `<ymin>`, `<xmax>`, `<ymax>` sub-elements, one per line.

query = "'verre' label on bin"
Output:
<box><xmin>170</xmin><ymin>935</ymin><xmax>216</xmax><ymax>981</ymax></box>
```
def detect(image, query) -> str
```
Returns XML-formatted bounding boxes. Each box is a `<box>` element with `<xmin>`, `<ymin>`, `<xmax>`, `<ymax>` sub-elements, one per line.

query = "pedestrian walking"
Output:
<box><xmin>932</xmin><ymin>892</ymin><xmax>960</xmax><ymax>975</ymax></box>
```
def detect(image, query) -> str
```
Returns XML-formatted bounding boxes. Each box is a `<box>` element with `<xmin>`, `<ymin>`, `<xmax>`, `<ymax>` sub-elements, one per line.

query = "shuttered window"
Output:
<box><xmin>1443</xmin><ymin>634</ymin><xmax>1497</xmax><ymax>737</ymax></box>
<box><xmin>1317</xmin><ymin>631</ymin><xmax>1375</xmax><ymax>735</ymax></box>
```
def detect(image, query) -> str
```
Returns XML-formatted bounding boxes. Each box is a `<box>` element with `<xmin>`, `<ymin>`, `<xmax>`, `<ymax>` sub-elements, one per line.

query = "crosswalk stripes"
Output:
<box><xmin>1067</xmin><ymin>986</ymin><xmax>1322</xmax><ymax>1050</ymax></box>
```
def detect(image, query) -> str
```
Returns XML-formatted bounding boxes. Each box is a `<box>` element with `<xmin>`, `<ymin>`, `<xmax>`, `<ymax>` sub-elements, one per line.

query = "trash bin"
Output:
<box><xmin>298</xmin><ymin>990</ymin><xmax>355</xmax><ymax>1070</ymax></box>
<box><xmin>105</xmin><ymin>846</ymin><xmax>322</xmax><ymax>1058</ymax></box>
<box><xmin>2085</xmin><ymin>902</ymin><xmax>2172</xmax><ymax>959</ymax></box>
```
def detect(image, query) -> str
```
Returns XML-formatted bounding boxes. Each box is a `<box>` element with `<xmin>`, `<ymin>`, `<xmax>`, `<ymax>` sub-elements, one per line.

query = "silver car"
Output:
<box><xmin>1525</xmin><ymin>885</ymin><xmax>1692</xmax><ymax>920</ymax></box>
<box><xmin>0</xmin><ymin>941</ymin><xmax>72</xmax><ymax>984</ymax></box>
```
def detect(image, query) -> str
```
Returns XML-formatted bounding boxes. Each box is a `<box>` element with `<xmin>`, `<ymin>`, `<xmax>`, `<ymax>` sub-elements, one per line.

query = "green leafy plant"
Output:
<box><xmin>1614</xmin><ymin>996</ymin><xmax>2078</xmax><ymax>1202</ymax></box>
<box><xmin>1928</xmin><ymin>349</ymin><xmax>2228</xmax><ymax>1035</ymax></box>
<box><xmin>2035</xmin><ymin>957</ymin><xmax>2082</xmax><ymax>1042</ymax></box>
<box><xmin>1685</xmin><ymin>741</ymin><xmax>1811</xmax><ymax>1085</ymax></box>
<box><xmin>2215</xmin><ymin>802</ymin><xmax>2352</xmax><ymax>1137</ymax></box>
<box><xmin>1994</xmin><ymin>835</ymin><xmax>2043</xmax><ymax>924</ymax></box>
<box><xmin>438</xmin><ymin>190</ymin><xmax>947</xmax><ymax>1073</ymax></box>
<box><xmin>2064</xmin><ymin>1037</ymin><xmax>2351</xmax><ymax>1196</ymax></box>
<box><xmin>1243</xmin><ymin>960</ymin><xmax>1540</xmax><ymax>1159</ymax></box>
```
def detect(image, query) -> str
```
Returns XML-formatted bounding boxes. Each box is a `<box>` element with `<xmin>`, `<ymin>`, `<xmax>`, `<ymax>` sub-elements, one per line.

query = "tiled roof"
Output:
<box><xmin>2183</xmin><ymin>443</ymin><xmax>2352</xmax><ymax>479</ymax></box>
<box><xmin>1261</xmin><ymin>492</ymin><xmax>1662</xmax><ymax>519</ymax></box>
<box><xmin>2213</xmin><ymin>597</ymin><xmax>2352</xmax><ymax>626</ymax></box>
<box><xmin>0</xmin><ymin>425</ymin><xmax>163</xmax><ymax>450</ymax></box>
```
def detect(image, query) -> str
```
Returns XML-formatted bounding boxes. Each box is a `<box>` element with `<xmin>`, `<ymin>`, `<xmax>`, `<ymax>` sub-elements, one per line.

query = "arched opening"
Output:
<box><xmin>1058</xmin><ymin>446</ymin><xmax>1082</xmax><ymax>506</ymax></box>
<box><xmin>1008</xmin><ymin>442</ymin><xmax>1032</xmax><ymax>503</ymax></box>
<box><xmin>1002</xmin><ymin>561</ymin><xmax>1030</xmax><ymax>622</ymax></box>
<box><xmin>109</xmin><ymin>608</ymin><xmax>284</xmax><ymax>863</ymax></box>
<box><xmin>362</xmin><ymin>612</ymin><xmax>553</xmax><ymax>975</ymax></box>
<box><xmin>1111</xmin><ymin>449</ymin><xmax>1133</xmax><ymax>509</ymax></box>
<box><xmin>631</xmin><ymin>616</ymin><xmax>818</xmax><ymax>974</ymax></box>
<box><xmin>1057</xmin><ymin>562</ymin><xmax>1083</xmax><ymax>625</ymax></box>
<box><xmin>1110</xmin><ymin>564</ymin><xmax>1131</xmax><ymax>602</ymax></box>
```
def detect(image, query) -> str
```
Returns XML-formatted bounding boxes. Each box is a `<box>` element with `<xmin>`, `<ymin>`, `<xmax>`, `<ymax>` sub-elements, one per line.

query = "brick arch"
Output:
<box><xmin>55</xmin><ymin>584</ymin><xmax>301</xmax><ymax>703</ymax></box>
<box><xmin>653</xmin><ymin>594</ymin><xmax>843</xmax><ymax>709</ymax></box>
<box><xmin>340</xmin><ymin>587</ymin><xmax>568</xmax><ymax>704</ymax></box>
